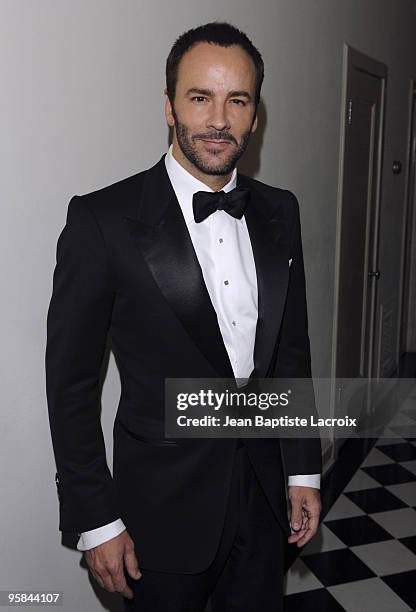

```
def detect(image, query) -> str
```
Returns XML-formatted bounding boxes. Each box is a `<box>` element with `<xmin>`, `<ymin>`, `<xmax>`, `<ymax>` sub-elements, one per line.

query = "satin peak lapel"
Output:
<box><xmin>123</xmin><ymin>155</ymin><xmax>235</xmax><ymax>379</ymax></box>
<box><xmin>237</xmin><ymin>173</ymin><xmax>291</xmax><ymax>379</ymax></box>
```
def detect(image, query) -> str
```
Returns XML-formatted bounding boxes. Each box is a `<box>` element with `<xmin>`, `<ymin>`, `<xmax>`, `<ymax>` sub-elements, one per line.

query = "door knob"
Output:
<box><xmin>368</xmin><ymin>270</ymin><xmax>380</xmax><ymax>278</ymax></box>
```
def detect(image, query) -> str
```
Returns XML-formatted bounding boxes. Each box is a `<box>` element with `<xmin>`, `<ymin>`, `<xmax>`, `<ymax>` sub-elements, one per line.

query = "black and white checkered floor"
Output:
<box><xmin>283</xmin><ymin>385</ymin><xmax>416</xmax><ymax>611</ymax></box>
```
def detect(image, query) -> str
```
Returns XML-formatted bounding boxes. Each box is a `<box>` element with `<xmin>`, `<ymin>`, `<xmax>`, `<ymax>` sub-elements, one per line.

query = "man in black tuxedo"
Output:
<box><xmin>46</xmin><ymin>21</ymin><xmax>322</xmax><ymax>611</ymax></box>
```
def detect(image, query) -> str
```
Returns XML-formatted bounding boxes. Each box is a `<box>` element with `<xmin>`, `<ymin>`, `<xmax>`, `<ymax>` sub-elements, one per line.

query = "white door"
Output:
<box><xmin>335</xmin><ymin>46</ymin><xmax>387</xmax><ymax>381</ymax></box>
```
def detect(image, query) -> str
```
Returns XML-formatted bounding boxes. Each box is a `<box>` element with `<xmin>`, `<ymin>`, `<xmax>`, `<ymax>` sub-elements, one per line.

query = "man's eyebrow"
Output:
<box><xmin>185</xmin><ymin>87</ymin><xmax>252</xmax><ymax>101</ymax></box>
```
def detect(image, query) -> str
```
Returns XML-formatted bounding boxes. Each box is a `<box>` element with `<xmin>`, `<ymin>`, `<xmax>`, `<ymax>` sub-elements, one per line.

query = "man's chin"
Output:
<box><xmin>196</xmin><ymin>152</ymin><xmax>235</xmax><ymax>175</ymax></box>
<box><xmin>198</xmin><ymin>162</ymin><xmax>234</xmax><ymax>176</ymax></box>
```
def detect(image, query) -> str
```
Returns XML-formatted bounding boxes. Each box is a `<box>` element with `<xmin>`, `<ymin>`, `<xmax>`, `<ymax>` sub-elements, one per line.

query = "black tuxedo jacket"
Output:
<box><xmin>46</xmin><ymin>153</ymin><xmax>322</xmax><ymax>573</ymax></box>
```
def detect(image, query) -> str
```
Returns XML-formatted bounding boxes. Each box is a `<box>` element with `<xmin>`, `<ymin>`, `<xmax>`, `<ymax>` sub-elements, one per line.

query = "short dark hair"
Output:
<box><xmin>166</xmin><ymin>21</ymin><xmax>264</xmax><ymax>109</ymax></box>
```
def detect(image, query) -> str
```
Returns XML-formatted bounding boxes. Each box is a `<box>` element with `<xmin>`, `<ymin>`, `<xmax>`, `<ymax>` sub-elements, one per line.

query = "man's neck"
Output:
<box><xmin>171</xmin><ymin>142</ymin><xmax>233</xmax><ymax>191</ymax></box>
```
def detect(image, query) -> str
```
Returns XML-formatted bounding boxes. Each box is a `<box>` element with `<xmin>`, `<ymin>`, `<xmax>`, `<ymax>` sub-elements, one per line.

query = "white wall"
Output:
<box><xmin>1</xmin><ymin>1</ymin><xmax>416</xmax><ymax>610</ymax></box>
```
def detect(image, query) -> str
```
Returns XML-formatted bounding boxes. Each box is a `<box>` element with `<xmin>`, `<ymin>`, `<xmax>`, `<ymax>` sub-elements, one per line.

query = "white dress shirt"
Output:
<box><xmin>77</xmin><ymin>145</ymin><xmax>320</xmax><ymax>551</ymax></box>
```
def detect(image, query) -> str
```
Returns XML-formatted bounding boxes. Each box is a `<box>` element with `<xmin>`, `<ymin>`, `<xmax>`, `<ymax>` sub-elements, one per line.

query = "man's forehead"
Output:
<box><xmin>177</xmin><ymin>43</ymin><xmax>256</xmax><ymax>87</ymax></box>
<box><xmin>180</xmin><ymin>41</ymin><xmax>253</xmax><ymax>65</ymax></box>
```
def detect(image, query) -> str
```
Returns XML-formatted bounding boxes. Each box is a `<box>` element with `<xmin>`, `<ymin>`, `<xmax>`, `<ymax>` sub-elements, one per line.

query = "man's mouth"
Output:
<box><xmin>201</xmin><ymin>139</ymin><xmax>233</xmax><ymax>148</ymax></box>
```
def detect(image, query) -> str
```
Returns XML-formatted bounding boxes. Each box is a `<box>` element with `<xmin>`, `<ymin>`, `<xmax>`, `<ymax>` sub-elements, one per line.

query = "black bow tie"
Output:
<box><xmin>192</xmin><ymin>187</ymin><xmax>251</xmax><ymax>223</ymax></box>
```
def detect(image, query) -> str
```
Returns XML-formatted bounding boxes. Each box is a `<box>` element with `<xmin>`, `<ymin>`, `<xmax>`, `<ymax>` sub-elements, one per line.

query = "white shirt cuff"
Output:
<box><xmin>77</xmin><ymin>518</ymin><xmax>126</xmax><ymax>551</ymax></box>
<box><xmin>288</xmin><ymin>474</ymin><xmax>321</xmax><ymax>489</ymax></box>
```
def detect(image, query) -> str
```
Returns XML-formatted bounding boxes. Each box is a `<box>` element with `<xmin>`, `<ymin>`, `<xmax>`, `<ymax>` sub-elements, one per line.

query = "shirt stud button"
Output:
<box><xmin>219</xmin><ymin>238</ymin><xmax>223</xmax><ymax>243</ymax></box>
<box><xmin>224</xmin><ymin>280</ymin><xmax>229</xmax><ymax>285</ymax></box>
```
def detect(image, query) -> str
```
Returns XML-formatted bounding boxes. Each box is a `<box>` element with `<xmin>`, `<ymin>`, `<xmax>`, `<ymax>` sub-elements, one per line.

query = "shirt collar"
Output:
<box><xmin>164</xmin><ymin>143</ymin><xmax>237</xmax><ymax>225</ymax></box>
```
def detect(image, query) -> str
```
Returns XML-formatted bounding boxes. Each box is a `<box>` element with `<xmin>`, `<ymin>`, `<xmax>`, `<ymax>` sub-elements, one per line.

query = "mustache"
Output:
<box><xmin>194</xmin><ymin>133</ymin><xmax>236</xmax><ymax>144</ymax></box>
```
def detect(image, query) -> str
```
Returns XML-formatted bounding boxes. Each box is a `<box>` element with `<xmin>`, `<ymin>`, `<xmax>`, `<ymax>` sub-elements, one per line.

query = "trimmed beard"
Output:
<box><xmin>171</xmin><ymin>103</ymin><xmax>253</xmax><ymax>176</ymax></box>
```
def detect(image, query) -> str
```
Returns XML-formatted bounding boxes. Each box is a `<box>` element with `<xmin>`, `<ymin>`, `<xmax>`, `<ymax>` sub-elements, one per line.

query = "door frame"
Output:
<box><xmin>397</xmin><ymin>78</ymin><xmax>416</xmax><ymax>362</ymax></box>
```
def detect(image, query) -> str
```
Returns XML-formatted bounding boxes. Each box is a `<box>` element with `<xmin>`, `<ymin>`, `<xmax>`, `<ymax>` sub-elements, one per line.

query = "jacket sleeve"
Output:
<box><xmin>45</xmin><ymin>195</ymin><xmax>119</xmax><ymax>533</ymax></box>
<box><xmin>274</xmin><ymin>191</ymin><xmax>322</xmax><ymax>477</ymax></box>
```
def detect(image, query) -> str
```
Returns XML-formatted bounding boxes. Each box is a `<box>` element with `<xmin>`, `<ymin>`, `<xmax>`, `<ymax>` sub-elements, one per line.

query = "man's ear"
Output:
<box><xmin>165</xmin><ymin>90</ymin><xmax>175</xmax><ymax>128</ymax></box>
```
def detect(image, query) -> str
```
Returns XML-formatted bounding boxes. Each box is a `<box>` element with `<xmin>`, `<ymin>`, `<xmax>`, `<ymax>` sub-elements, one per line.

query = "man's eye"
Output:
<box><xmin>231</xmin><ymin>99</ymin><xmax>246</xmax><ymax>106</ymax></box>
<box><xmin>192</xmin><ymin>96</ymin><xmax>207</xmax><ymax>103</ymax></box>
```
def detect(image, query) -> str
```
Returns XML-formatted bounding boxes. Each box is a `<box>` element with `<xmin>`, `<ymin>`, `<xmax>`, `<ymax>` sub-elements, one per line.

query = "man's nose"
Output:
<box><xmin>206</xmin><ymin>102</ymin><xmax>231</xmax><ymax>132</ymax></box>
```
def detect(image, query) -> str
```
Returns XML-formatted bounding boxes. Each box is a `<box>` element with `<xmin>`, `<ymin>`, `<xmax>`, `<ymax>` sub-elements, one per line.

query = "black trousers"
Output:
<box><xmin>123</xmin><ymin>442</ymin><xmax>286</xmax><ymax>612</ymax></box>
